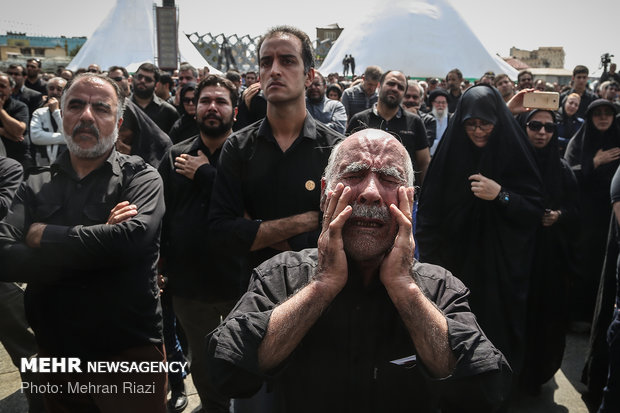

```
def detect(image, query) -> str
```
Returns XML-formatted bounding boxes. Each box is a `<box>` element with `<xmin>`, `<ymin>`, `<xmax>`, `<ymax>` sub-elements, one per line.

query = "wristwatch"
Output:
<box><xmin>496</xmin><ymin>190</ymin><xmax>510</xmax><ymax>205</ymax></box>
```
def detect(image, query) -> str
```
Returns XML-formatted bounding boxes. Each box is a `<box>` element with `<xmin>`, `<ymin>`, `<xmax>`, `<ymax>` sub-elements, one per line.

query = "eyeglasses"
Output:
<box><xmin>592</xmin><ymin>108</ymin><xmax>614</xmax><ymax>117</ymax></box>
<box><xmin>182</xmin><ymin>97</ymin><xmax>195</xmax><ymax>104</ymax></box>
<box><xmin>463</xmin><ymin>120</ymin><xmax>494</xmax><ymax>132</ymax></box>
<box><xmin>527</xmin><ymin>121</ymin><xmax>556</xmax><ymax>133</ymax></box>
<box><xmin>110</xmin><ymin>76</ymin><xmax>125</xmax><ymax>82</ymax></box>
<box><xmin>136</xmin><ymin>74</ymin><xmax>154</xmax><ymax>83</ymax></box>
<box><xmin>88</xmin><ymin>69</ymin><xmax>99</xmax><ymax>73</ymax></box>
<box><xmin>7</xmin><ymin>72</ymin><xmax>20</xmax><ymax>76</ymax></box>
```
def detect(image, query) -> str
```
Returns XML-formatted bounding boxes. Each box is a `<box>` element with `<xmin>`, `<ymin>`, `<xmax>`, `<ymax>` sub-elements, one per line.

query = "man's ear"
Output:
<box><xmin>305</xmin><ymin>68</ymin><xmax>315</xmax><ymax>89</ymax></box>
<box><xmin>320</xmin><ymin>178</ymin><xmax>327</xmax><ymax>212</ymax></box>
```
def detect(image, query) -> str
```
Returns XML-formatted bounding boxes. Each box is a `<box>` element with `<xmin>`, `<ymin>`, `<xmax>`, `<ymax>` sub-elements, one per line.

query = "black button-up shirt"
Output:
<box><xmin>346</xmin><ymin>104</ymin><xmax>429</xmax><ymax>170</ymax></box>
<box><xmin>207</xmin><ymin>249</ymin><xmax>511</xmax><ymax>412</ymax></box>
<box><xmin>131</xmin><ymin>94</ymin><xmax>179</xmax><ymax>134</ymax></box>
<box><xmin>207</xmin><ymin>113</ymin><xmax>342</xmax><ymax>287</ymax></box>
<box><xmin>159</xmin><ymin>135</ymin><xmax>241</xmax><ymax>300</ymax></box>
<box><xmin>0</xmin><ymin>149</ymin><xmax>165</xmax><ymax>359</ymax></box>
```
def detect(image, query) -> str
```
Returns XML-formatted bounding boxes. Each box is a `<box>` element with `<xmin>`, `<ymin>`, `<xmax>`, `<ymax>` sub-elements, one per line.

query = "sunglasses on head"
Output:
<box><xmin>527</xmin><ymin>121</ymin><xmax>556</xmax><ymax>133</ymax></box>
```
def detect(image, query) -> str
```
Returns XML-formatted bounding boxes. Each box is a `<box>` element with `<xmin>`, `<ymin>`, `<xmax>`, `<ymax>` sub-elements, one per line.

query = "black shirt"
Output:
<box><xmin>159</xmin><ymin>135</ymin><xmax>241</xmax><ymax>300</ymax></box>
<box><xmin>0</xmin><ymin>97</ymin><xmax>30</xmax><ymax>166</ymax></box>
<box><xmin>207</xmin><ymin>113</ymin><xmax>342</xmax><ymax>283</ymax></box>
<box><xmin>0</xmin><ymin>156</ymin><xmax>23</xmax><ymax>219</ymax></box>
<box><xmin>346</xmin><ymin>104</ymin><xmax>429</xmax><ymax>170</ymax></box>
<box><xmin>0</xmin><ymin>149</ymin><xmax>165</xmax><ymax>359</ymax></box>
<box><xmin>131</xmin><ymin>94</ymin><xmax>179</xmax><ymax>135</ymax></box>
<box><xmin>25</xmin><ymin>77</ymin><xmax>47</xmax><ymax>95</ymax></box>
<box><xmin>207</xmin><ymin>249</ymin><xmax>511</xmax><ymax>413</ymax></box>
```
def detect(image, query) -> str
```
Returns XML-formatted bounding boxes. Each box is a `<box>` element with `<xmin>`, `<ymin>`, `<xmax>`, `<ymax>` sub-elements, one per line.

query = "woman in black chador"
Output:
<box><xmin>168</xmin><ymin>82</ymin><xmax>199</xmax><ymax>144</ymax></box>
<box><xmin>564</xmin><ymin>99</ymin><xmax>620</xmax><ymax>324</ymax></box>
<box><xmin>417</xmin><ymin>84</ymin><xmax>544</xmax><ymax>376</ymax></box>
<box><xmin>519</xmin><ymin>109</ymin><xmax>579</xmax><ymax>394</ymax></box>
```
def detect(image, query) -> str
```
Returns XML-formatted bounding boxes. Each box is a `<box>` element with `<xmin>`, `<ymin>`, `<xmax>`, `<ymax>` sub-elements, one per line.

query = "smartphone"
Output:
<box><xmin>523</xmin><ymin>91</ymin><xmax>560</xmax><ymax>110</ymax></box>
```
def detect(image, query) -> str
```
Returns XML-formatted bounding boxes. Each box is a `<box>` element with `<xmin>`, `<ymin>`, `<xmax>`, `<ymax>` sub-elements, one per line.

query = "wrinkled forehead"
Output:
<box><xmin>337</xmin><ymin>132</ymin><xmax>407</xmax><ymax>176</ymax></box>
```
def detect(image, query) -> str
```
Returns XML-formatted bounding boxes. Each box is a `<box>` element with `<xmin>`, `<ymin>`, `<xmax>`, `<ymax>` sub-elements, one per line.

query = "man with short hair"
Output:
<box><xmin>7</xmin><ymin>64</ymin><xmax>43</xmax><ymax>116</ymax></box>
<box><xmin>494</xmin><ymin>73</ymin><xmax>515</xmax><ymax>103</ymax></box>
<box><xmin>132</xmin><ymin>62</ymin><xmax>179</xmax><ymax>134</ymax></box>
<box><xmin>445</xmin><ymin>68</ymin><xmax>463</xmax><ymax>113</ymax></box>
<box><xmin>0</xmin><ymin>72</ymin><xmax>29</xmax><ymax>167</ymax></box>
<box><xmin>245</xmin><ymin>71</ymin><xmax>258</xmax><ymax>87</ymax></box>
<box><xmin>24</xmin><ymin>59</ymin><xmax>47</xmax><ymax>95</ymax></box>
<box><xmin>305</xmin><ymin>72</ymin><xmax>346</xmax><ymax>133</ymax></box>
<box><xmin>208</xmin><ymin>25</ymin><xmax>342</xmax><ymax>294</ymax></box>
<box><xmin>341</xmin><ymin>65</ymin><xmax>382</xmax><ymax>120</ymax></box>
<box><xmin>0</xmin><ymin>73</ymin><xmax>167</xmax><ymax>412</ymax></box>
<box><xmin>87</xmin><ymin>63</ymin><xmax>101</xmax><ymax>73</ymax></box>
<box><xmin>402</xmin><ymin>80</ymin><xmax>425</xmax><ymax>114</ymax></box>
<box><xmin>174</xmin><ymin>63</ymin><xmax>199</xmax><ymax>107</ymax></box>
<box><xmin>155</xmin><ymin>74</ymin><xmax>175</xmax><ymax>105</ymax></box>
<box><xmin>561</xmin><ymin>65</ymin><xmax>596</xmax><ymax>118</ymax></box>
<box><xmin>206</xmin><ymin>130</ymin><xmax>511</xmax><ymax>412</ymax></box>
<box><xmin>346</xmin><ymin>70</ymin><xmax>430</xmax><ymax>185</ymax></box>
<box><xmin>108</xmin><ymin>66</ymin><xmax>131</xmax><ymax>97</ymax></box>
<box><xmin>160</xmin><ymin>74</ymin><xmax>239</xmax><ymax>413</ymax></box>
<box><xmin>226</xmin><ymin>70</ymin><xmax>242</xmax><ymax>92</ymax></box>
<box><xmin>30</xmin><ymin>77</ymin><xmax>67</xmax><ymax>165</ymax></box>
<box><xmin>517</xmin><ymin>70</ymin><xmax>533</xmax><ymax>91</ymax></box>
<box><xmin>423</xmin><ymin>89</ymin><xmax>451</xmax><ymax>156</ymax></box>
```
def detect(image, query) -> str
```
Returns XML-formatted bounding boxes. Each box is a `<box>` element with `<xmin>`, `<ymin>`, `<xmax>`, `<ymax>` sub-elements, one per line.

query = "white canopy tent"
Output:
<box><xmin>319</xmin><ymin>0</ymin><xmax>518</xmax><ymax>80</ymax></box>
<box><xmin>68</xmin><ymin>0</ymin><xmax>218</xmax><ymax>74</ymax></box>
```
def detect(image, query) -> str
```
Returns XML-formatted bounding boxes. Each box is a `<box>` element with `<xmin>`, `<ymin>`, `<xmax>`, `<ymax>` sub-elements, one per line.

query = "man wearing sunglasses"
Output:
<box><xmin>131</xmin><ymin>62</ymin><xmax>179</xmax><ymax>135</ymax></box>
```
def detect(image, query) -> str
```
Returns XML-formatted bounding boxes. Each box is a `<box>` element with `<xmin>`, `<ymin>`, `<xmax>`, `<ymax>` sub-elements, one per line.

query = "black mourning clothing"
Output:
<box><xmin>207</xmin><ymin>113</ymin><xmax>342</xmax><ymax>288</ymax></box>
<box><xmin>207</xmin><ymin>249</ymin><xmax>512</xmax><ymax>413</ymax></box>
<box><xmin>0</xmin><ymin>149</ymin><xmax>165</xmax><ymax>359</ymax></box>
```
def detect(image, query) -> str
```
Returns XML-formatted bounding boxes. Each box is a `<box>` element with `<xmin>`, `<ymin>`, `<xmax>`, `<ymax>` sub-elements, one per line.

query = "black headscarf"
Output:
<box><xmin>177</xmin><ymin>82</ymin><xmax>197</xmax><ymax>117</ymax></box>
<box><xmin>565</xmin><ymin>99</ymin><xmax>620</xmax><ymax>194</ymax></box>
<box><xmin>417</xmin><ymin>84</ymin><xmax>544</xmax><ymax>371</ymax></box>
<box><xmin>524</xmin><ymin>109</ymin><xmax>564</xmax><ymax>208</ymax></box>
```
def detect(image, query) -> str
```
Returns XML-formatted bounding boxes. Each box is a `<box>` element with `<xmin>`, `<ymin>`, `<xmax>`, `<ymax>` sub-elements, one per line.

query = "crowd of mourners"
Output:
<box><xmin>1</xmin><ymin>25</ymin><xmax>620</xmax><ymax>413</ymax></box>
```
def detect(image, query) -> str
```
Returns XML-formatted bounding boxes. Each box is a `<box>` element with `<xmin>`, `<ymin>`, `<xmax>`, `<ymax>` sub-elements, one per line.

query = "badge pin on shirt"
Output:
<box><xmin>305</xmin><ymin>180</ymin><xmax>316</xmax><ymax>191</ymax></box>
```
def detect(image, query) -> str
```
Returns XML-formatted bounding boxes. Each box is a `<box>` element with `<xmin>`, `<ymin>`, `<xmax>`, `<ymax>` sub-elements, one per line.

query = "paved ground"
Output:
<box><xmin>0</xmin><ymin>332</ymin><xmax>599</xmax><ymax>412</ymax></box>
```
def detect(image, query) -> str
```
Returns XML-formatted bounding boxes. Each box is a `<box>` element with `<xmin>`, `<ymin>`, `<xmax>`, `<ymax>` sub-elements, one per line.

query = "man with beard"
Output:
<box><xmin>346</xmin><ymin>70</ymin><xmax>430</xmax><ymax>185</ymax></box>
<box><xmin>402</xmin><ymin>80</ymin><xmax>426</xmax><ymax>115</ymax></box>
<box><xmin>422</xmin><ymin>89</ymin><xmax>451</xmax><ymax>156</ymax></box>
<box><xmin>30</xmin><ymin>76</ymin><xmax>67</xmax><ymax>165</ymax></box>
<box><xmin>132</xmin><ymin>62</ymin><xmax>179</xmax><ymax>134</ymax></box>
<box><xmin>445</xmin><ymin>68</ymin><xmax>463</xmax><ymax>113</ymax></box>
<box><xmin>158</xmin><ymin>74</ymin><xmax>239</xmax><ymax>413</ymax></box>
<box><xmin>24</xmin><ymin>59</ymin><xmax>47</xmax><ymax>95</ymax></box>
<box><xmin>305</xmin><ymin>71</ymin><xmax>346</xmax><ymax>133</ymax></box>
<box><xmin>0</xmin><ymin>73</ymin><xmax>168</xmax><ymax>412</ymax></box>
<box><xmin>206</xmin><ymin>130</ymin><xmax>511</xmax><ymax>412</ymax></box>
<box><xmin>341</xmin><ymin>65</ymin><xmax>382</xmax><ymax>120</ymax></box>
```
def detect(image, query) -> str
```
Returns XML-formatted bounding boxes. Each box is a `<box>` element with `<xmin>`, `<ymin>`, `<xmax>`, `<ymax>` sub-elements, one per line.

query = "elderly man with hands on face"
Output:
<box><xmin>206</xmin><ymin>129</ymin><xmax>511</xmax><ymax>413</ymax></box>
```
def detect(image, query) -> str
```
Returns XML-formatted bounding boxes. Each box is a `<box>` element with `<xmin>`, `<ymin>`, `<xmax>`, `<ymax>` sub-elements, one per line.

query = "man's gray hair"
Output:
<box><xmin>179</xmin><ymin>63</ymin><xmax>198</xmax><ymax>79</ymax></box>
<box><xmin>61</xmin><ymin>73</ymin><xmax>125</xmax><ymax>122</ymax></box>
<box><xmin>0</xmin><ymin>72</ymin><xmax>16</xmax><ymax>88</ymax></box>
<box><xmin>323</xmin><ymin>134</ymin><xmax>415</xmax><ymax>195</ymax></box>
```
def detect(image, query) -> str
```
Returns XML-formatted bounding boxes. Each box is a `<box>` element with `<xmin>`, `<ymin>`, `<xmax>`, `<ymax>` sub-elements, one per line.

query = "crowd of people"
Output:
<box><xmin>1</xmin><ymin>24</ymin><xmax>620</xmax><ymax>413</ymax></box>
